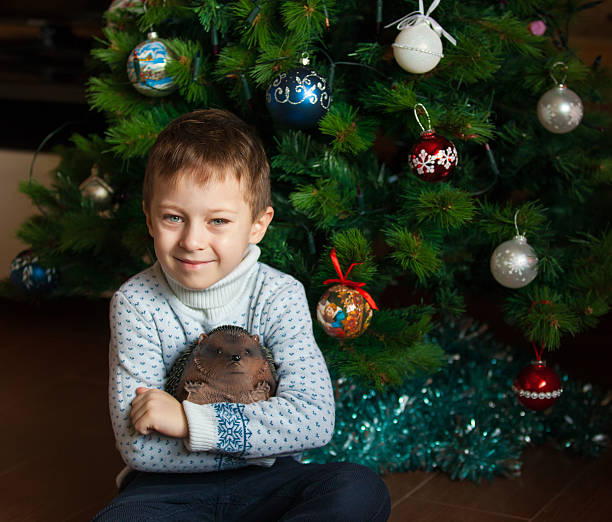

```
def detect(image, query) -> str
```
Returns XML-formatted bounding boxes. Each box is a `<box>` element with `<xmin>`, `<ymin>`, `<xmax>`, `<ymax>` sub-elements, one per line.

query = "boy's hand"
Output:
<box><xmin>130</xmin><ymin>387</ymin><xmax>189</xmax><ymax>438</ymax></box>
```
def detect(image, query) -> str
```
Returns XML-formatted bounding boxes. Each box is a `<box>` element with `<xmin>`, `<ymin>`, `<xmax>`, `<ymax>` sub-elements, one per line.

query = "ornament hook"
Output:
<box><xmin>513</xmin><ymin>209</ymin><xmax>521</xmax><ymax>236</ymax></box>
<box><xmin>550</xmin><ymin>61</ymin><xmax>568</xmax><ymax>86</ymax></box>
<box><xmin>413</xmin><ymin>103</ymin><xmax>432</xmax><ymax>132</ymax></box>
<box><xmin>300</xmin><ymin>52</ymin><xmax>310</xmax><ymax>66</ymax></box>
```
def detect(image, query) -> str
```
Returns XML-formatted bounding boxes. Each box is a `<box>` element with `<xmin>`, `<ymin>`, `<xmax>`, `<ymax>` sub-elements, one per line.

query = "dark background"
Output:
<box><xmin>0</xmin><ymin>0</ymin><xmax>108</xmax><ymax>149</ymax></box>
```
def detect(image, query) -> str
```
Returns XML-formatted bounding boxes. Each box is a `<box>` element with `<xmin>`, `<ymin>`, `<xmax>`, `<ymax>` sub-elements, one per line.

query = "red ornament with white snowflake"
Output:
<box><xmin>409</xmin><ymin>130</ymin><xmax>458</xmax><ymax>182</ymax></box>
<box><xmin>409</xmin><ymin>103</ymin><xmax>458</xmax><ymax>182</ymax></box>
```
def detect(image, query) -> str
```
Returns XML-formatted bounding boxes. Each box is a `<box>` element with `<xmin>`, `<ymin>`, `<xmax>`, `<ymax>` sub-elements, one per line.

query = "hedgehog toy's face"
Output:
<box><xmin>193</xmin><ymin>331</ymin><xmax>266</xmax><ymax>386</ymax></box>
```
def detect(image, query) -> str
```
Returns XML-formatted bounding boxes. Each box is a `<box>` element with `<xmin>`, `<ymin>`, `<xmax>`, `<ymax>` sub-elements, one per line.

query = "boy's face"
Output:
<box><xmin>144</xmin><ymin>172</ymin><xmax>273</xmax><ymax>290</ymax></box>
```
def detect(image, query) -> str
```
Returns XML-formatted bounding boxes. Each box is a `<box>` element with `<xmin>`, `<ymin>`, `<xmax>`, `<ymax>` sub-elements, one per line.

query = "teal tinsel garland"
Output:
<box><xmin>303</xmin><ymin>320</ymin><xmax>611</xmax><ymax>482</ymax></box>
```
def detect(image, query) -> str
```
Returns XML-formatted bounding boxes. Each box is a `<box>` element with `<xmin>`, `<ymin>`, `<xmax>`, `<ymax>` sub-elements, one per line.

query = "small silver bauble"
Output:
<box><xmin>537</xmin><ymin>84</ymin><xmax>583</xmax><ymax>134</ymax></box>
<box><xmin>490</xmin><ymin>234</ymin><xmax>538</xmax><ymax>289</ymax></box>
<box><xmin>392</xmin><ymin>21</ymin><xmax>443</xmax><ymax>74</ymax></box>
<box><xmin>79</xmin><ymin>172</ymin><xmax>114</xmax><ymax>209</ymax></box>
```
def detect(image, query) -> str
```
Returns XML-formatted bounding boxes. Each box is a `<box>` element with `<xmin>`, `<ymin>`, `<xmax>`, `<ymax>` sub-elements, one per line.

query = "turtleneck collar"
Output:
<box><xmin>161</xmin><ymin>244</ymin><xmax>260</xmax><ymax>310</ymax></box>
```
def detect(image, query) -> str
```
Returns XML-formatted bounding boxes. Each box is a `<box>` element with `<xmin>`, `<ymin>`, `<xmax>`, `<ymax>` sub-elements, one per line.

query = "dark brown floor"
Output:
<box><xmin>1</xmin><ymin>297</ymin><xmax>610</xmax><ymax>522</ymax></box>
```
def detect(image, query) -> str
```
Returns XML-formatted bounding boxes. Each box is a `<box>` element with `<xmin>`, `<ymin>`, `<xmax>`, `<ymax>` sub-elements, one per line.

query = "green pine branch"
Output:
<box><xmin>87</xmin><ymin>77</ymin><xmax>156</xmax><ymax>119</ymax></box>
<box><xmin>281</xmin><ymin>0</ymin><xmax>334</xmax><ymax>42</ymax></box>
<box><xmin>329</xmin><ymin>228</ymin><xmax>377</xmax><ymax>285</ymax></box>
<box><xmin>436</xmin><ymin>287</ymin><xmax>467</xmax><ymax>319</ymax></box>
<box><xmin>57</xmin><ymin>212</ymin><xmax>113</xmax><ymax>255</ymax></box>
<box><xmin>318</xmin><ymin>306</ymin><xmax>445</xmax><ymax>389</ymax></box>
<box><xmin>568</xmin><ymin>232</ymin><xmax>612</xmax><ymax>305</ymax></box>
<box><xmin>505</xmin><ymin>285</ymin><xmax>580</xmax><ymax>349</ymax></box>
<box><xmin>405</xmin><ymin>184</ymin><xmax>476</xmax><ymax>231</ymax></box>
<box><xmin>213</xmin><ymin>44</ymin><xmax>257</xmax><ymax>105</ymax></box>
<box><xmin>363</xmin><ymin>81</ymin><xmax>417</xmax><ymax>114</ymax></box>
<box><xmin>289</xmin><ymin>178</ymin><xmax>355</xmax><ymax>228</ymax></box>
<box><xmin>16</xmin><ymin>215</ymin><xmax>61</xmax><ymax>254</ymax></box>
<box><xmin>523</xmin><ymin>57</ymin><xmax>590</xmax><ymax>95</ymax></box>
<box><xmin>194</xmin><ymin>0</ymin><xmax>231</xmax><ymax>34</ymax></box>
<box><xmin>385</xmin><ymin>226</ymin><xmax>442</xmax><ymax>283</ymax></box>
<box><xmin>91</xmin><ymin>28</ymin><xmax>143</xmax><ymax>72</ymax></box>
<box><xmin>271</xmin><ymin>130</ymin><xmax>327</xmax><ymax>181</ymax></box>
<box><xmin>106</xmin><ymin>105</ymin><xmax>187</xmax><ymax>158</ymax></box>
<box><xmin>348</xmin><ymin>42</ymin><xmax>384</xmax><ymax>66</ymax></box>
<box><xmin>319</xmin><ymin>102</ymin><xmax>377</xmax><ymax>155</ymax></box>
<box><xmin>475</xmin><ymin>13</ymin><xmax>545</xmax><ymax>57</ymax></box>
<box><xmin>441</xmin><ymin>27</ymin><xmax>504</xmax><ymax>83</ymax></box>
<box><xmin>250</xmin><ymin>37</ymin><xmax>302</xmax><ymax>87</ymax></box>
<box><xmin>18</xmin><ymin>179</ymin><xmax>61</xmax><ymax>213</ymax></box>
<box><xmin>229</xmin><ymin>0</ymin><xmax>278</xmax><ymax>48</ymax></box>
<box><xmin>479</xmin><ymin>201</ymin><xmax>549</xmax><ymax>245</ymax></box>
<box><xmin>165</xmin><ymin>39</ymin><xmax>211</xmax><ymax>104</ymax></box>
<box><xmin>138</xmin><ymin>1</ymin><xmax>196</xmax><ymax>32</ymax></box>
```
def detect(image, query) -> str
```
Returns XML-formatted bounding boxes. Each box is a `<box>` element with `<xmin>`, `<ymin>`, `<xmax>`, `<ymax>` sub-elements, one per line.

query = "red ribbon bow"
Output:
<box><xmin>323</xmin><ymin>249</ymin><xmax>378</xmax><ymax>310</ymax></box>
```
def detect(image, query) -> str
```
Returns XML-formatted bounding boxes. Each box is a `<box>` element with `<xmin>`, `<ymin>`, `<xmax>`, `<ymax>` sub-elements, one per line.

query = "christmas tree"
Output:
<box><xmin>9</xmin><ymin>0</ymin><xmax>611</xmax><ymax>480</ymax></box>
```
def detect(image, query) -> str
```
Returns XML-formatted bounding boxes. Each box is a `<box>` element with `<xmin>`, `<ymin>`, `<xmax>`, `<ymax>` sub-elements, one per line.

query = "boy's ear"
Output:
<box><xmin>249</xmin><ymin>206</ymin><xmax>274</xmax><ymax>244</ymax></box>
<box><xmin>142</xmin><ymin>200</ymin><xmax>154</xmax><ymax>237</ymax></box>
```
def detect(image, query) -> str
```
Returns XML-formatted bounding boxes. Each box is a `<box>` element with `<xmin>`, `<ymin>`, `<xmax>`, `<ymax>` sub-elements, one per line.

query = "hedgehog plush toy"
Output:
<box><xmin>165</xmin><ymin>325</ymin><xmax>278</xmax><ymax>405</ymax></box>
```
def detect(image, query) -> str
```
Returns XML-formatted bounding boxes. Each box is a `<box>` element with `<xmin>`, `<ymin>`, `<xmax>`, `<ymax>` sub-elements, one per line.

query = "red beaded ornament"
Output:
<box><xmin>512</xmin><ymin>360</ymin><xmax>563</xmax><ymax>411</ymax></box>
<box><xmin>512</xmin><ymin>333</ymin><xmax>563</xmax><ymax>411</ymax></box>
<box><xmin>409</xmin><ymin>103</ymin><xmax>458</xmax><ymax>182</ymax></box>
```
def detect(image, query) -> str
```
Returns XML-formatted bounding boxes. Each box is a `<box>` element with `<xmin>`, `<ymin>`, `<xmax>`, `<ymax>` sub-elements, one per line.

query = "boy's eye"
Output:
<box><xmin>163</xmin><ymin>214</ymin><xmax>183</xmax><ymax>223</ymax></box>
<box><xmin>210</xmin><ymin>218</ymin><xmax>229</xmax><ymax>226</ymax></box>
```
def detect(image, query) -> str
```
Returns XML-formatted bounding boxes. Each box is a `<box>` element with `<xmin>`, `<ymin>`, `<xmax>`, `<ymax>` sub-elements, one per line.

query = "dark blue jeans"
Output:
<box><xmin>93</xmin><ymin>457</ymin><xmax>390</xmax><ymax>521</ymax></box>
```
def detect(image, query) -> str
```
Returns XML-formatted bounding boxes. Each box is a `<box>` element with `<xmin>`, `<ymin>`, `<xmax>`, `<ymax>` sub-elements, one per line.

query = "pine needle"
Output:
<box><xmin>385</xmin><ymin>226</ymin><xmax>442</xmax><ymax>283</ymax></box>
<box><xmin>319</xmin><ymin>103</ymin><xmax>377</xmax><ymax>155</ymax></box>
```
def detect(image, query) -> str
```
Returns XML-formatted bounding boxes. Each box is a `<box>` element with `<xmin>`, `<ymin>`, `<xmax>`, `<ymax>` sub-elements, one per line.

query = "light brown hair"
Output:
<box><xmin>143</xmin><ymin>109</ymin><xmax>271</xmax><ymax>220</ymax></box>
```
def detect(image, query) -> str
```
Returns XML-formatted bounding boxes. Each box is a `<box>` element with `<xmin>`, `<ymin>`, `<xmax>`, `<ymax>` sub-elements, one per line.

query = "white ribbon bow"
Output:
<box><xmin>385</xmin><ymin>0</ymin><xmax>457</xmax><ymax>46</ymax></box>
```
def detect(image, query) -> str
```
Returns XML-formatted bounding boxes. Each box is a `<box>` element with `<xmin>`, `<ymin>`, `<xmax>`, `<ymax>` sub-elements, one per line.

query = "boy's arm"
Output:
<box><xmin>109</xmin><ymin>291</ymin><xmax>244</xmax><ymax>472</ymax></box>
<box><xmin>182</xmin><ymin>281</ymin><xmax>336</xmax><ymax>458</ymax></box>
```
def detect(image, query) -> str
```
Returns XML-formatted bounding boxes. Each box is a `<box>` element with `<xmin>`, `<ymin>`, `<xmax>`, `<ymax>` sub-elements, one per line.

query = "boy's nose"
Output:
<box><xmin>179</xmin><ymin>223</ymin><xmax>207</xmax><ymax>251</ymax></box>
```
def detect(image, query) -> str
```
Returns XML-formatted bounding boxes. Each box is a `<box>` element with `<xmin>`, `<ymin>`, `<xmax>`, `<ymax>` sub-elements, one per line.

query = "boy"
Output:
<box><xmin>94</xmin><ymin>109</ymin><xmax>390</xmax><ymax>521</ymax></box>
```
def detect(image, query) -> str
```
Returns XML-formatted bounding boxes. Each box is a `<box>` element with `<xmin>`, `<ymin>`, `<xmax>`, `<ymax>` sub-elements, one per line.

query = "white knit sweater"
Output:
<box><xmin>108</xmin><ymin>245</ymin><xmax>335</xmax><ymax>474</ymax></box>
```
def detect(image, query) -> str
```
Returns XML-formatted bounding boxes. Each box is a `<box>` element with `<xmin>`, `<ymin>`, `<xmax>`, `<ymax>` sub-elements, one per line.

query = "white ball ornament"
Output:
<box><xmin>537</xmin><ymin>61</ymin><xmax>583</xmax><ymax>134</ymax></box>
<box><xmin>490</xmin><ymin>235</ymin><xmax>538</xmax><ymax>289</ymax></box>
<box><xmin>386</xmin><ymin>1</ymin><xmax>456</xmax><ymax>75</ymax></box>
<box><xmin>393</xmin><ymin>21</ymin><xmax>443</xmax><ymax>74</ymax></box>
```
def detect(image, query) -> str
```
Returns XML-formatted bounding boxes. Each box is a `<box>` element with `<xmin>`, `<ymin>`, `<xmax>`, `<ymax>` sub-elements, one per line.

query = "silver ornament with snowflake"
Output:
<box><xmin>490</xmin><ymin>235</ymin><xmax>538</xmax><ymax>288</ymax></box>
<box><xmin>537</xmin><ymin>85</ymin><xmax>583</xmax><ymax>134</ymax></box>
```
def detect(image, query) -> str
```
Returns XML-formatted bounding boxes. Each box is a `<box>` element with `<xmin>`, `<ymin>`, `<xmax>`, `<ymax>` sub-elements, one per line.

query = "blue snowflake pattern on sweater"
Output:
<box><xmin>214</xmin><ymin>403</ymin><xmax>252</xmax><ymax>455</ymax></box>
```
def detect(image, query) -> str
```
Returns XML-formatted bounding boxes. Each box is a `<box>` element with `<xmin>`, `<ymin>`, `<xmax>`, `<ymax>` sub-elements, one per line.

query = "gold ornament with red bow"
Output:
<box><xmin>316</xmin><ymin>249</ymin><xmax>378</xmax><ymax>339</ymax></box>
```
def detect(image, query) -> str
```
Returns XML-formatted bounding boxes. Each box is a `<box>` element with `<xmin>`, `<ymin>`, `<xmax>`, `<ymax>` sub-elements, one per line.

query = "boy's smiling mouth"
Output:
<box><xmin>175</xmin><ymin>257</ymin><xmax>215</xmax><ymax>268</ymax></box>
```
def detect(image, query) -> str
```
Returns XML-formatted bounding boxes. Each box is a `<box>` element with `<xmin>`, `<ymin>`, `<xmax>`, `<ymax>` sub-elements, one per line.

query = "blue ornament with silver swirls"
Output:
<box><xmin>10</xmin><ymin>250</ymin><xmax>58</xmax><ymax>296</ymax></box>
<box><xmin>266</xmin><ymin>65</ymin><xmax>330</xmax><ymax>129</ymax></box>
<box><xmin>126</xmin><ymin>31</ymin><xmax>178</xmax><ymax>97</ymax></box>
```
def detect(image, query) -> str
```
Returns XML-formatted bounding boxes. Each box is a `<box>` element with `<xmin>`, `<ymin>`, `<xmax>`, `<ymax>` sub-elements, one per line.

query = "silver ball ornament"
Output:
<box><xmin>392</xmin><ymin>21</ymin><xmax>443</xmax><ymax>74</ymax></box>
<box><xmin>79</xmin><ymin>170</ymin><xmax>114</xmax><ymax>209</ymax></box>
<box><xmin>537</xmin><ymin>85</ymin><xmax>583</xmax><ymax>134</ymax></box>
<box><xmin>490</xmin><ymin>235</ymin><xmax>538</xmax><ymax>289</ymax></box>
